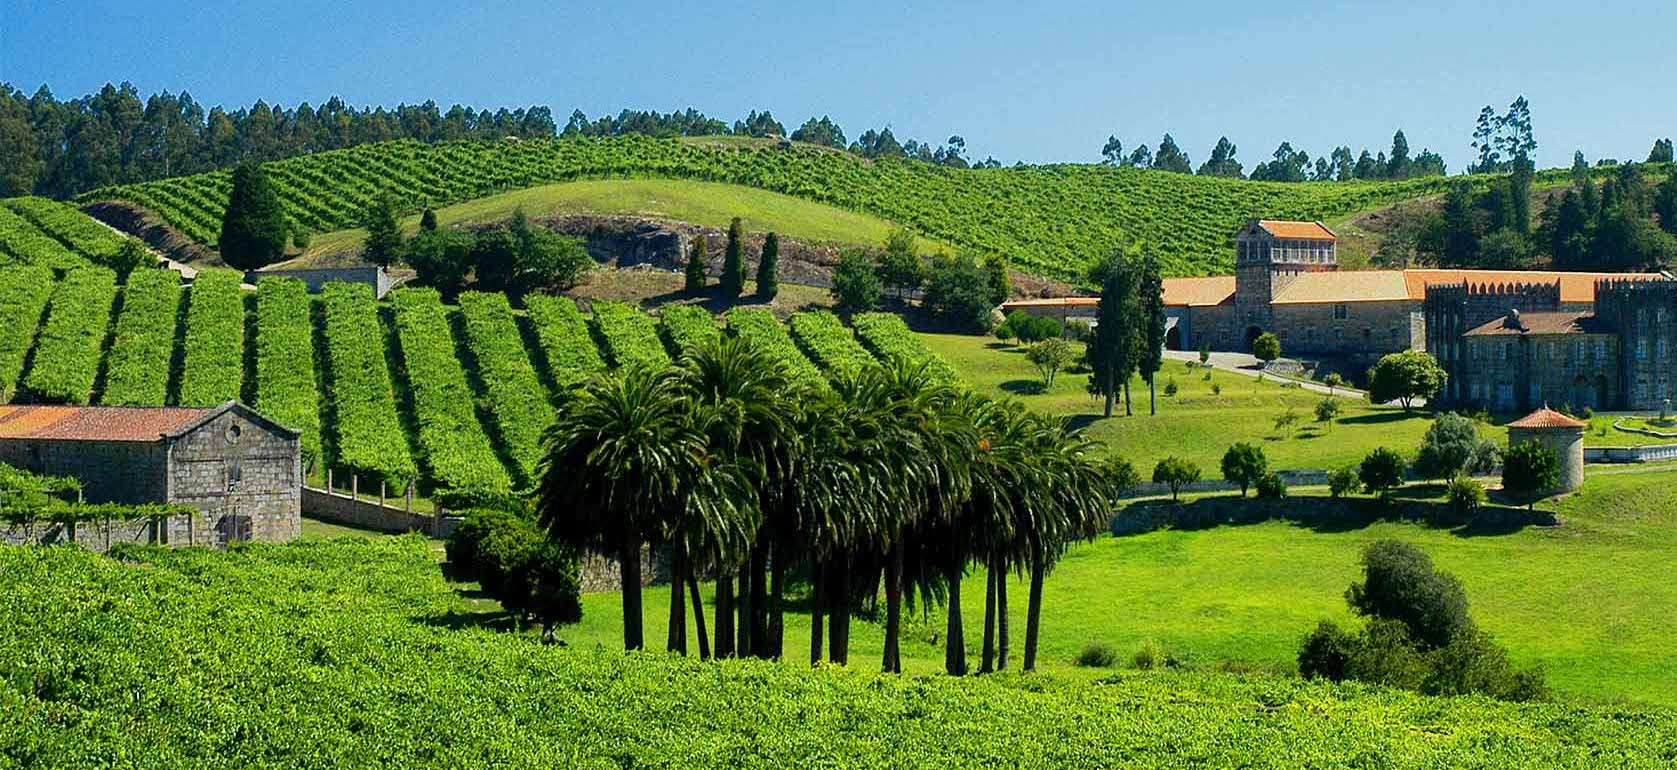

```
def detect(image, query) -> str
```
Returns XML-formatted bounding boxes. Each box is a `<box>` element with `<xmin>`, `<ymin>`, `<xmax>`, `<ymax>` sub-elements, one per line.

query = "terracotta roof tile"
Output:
<box><xmin>1271</xmin><ymin>271</ymin><xmax>1409</xmax><ymax>304</ymax></box>
<box><xmin>1403</xmin><ymin>269</ymin><xmax>1665</xmax><ymax>303</ymax></box>
<box><xmin>1257</xmin><ymin>220</ymin><xmax>1336</xmax><ymax>241</ymax></box>
<box><xmin>1161</xmin><ymin>275</ymin><xmax>1235</xmax><ymax>307</ymax></box>
<box><xmin>1507</xmin><ymin>408</ymin><xmax>1587</xmax><ymax>429</ymax></box>
<box><xmin>0</xmin><ymin>405</ymin><xmax>218</xmax><ymax>442</ymax></box>
<box><xmin>1462</xmin><ymin>311</ymin><xmax>1609</xmax><ymax>336</ymax></box>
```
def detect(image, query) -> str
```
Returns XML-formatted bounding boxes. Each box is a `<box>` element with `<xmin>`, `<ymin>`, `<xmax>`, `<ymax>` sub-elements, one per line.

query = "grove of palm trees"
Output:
<box><xmin>536</xmin><ymin>336</ymin><xmax>1119</xmax><ymax>674</ymax></box>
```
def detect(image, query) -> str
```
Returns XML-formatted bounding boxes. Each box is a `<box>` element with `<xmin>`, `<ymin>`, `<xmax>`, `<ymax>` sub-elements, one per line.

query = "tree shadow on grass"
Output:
<box><xmin>1339</xmin><ymin>411</ymin><xmax>1420</xmax><ymax>426</ymax></box>
<box><xmin>417</xmin><ymin>609</ymin><xmax>520</xmax><ymax>633</ymax></box>
<box><xmin>1000</xmin><ymin>379</ymin><xmax>1047</xmax><ymax>395</ymax></box>
<box><xmin>1065</xmin><ymin>413</ymin><xmax>1105</xmax><ymax>432</ymax></box>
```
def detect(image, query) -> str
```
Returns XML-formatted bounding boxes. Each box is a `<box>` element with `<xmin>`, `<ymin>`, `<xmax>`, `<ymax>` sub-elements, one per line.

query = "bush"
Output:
<box><xmin>1346</xmin><ymin>540</ymin><xmax>1472</xmax><ymax>650</ymax></box>
<box><xmin>1446</xmin><ymin>475</ymin><xmax>1486</xmax><ymax>515</ymax></box>
<box><xmin>1210</xmin><ymin>383</ymin><xmax>1222</xmax><ymax>395</ymax></box>
<box><xmin>1151</xmin><ymin>456</ymin><xmax>1201</xmax><ymax>501</ymax></box>
<box><xmin>1580</xmin><ymin>405</ymin><xmax>1594</xmax><ymax>420</ymax></box>
<box><xmin>1328</xmin><ymin>466</ymin><xmax>1359</xmax><ymax>498</ymax></box>
<box><xmin>1414</xmin><ymin>413</ymin><xmax>1498</xmax><ymax>480</ymax></box>
<box><xmin>1358</xmin><ymin>447</ymin><xmax>1407</xmax><ymax>500</ymax></box>
<box><xmin>1163</xmin><ymin>378</ymin><xmax>1178</xmax><ymax>397</ymax></box>
<box><xmin>1131</xmin><ymin>639</ymin><xmax>1181</xmax><ymax>670</ymax></box>
<box><xmin>831</xmin><ymin>249</ymin><xmax>883</xmax><ymax>310</ymax></box>
<box><xmin>1220</xmin><ymin>442</ymin><xmax>1267</xmax><ymax>497</ymax></box>
<box><xmin>992</xmin><ymin>321</ymin><xmax>1015</xmax><ymax>345</ymax></box>
<box><xmin>449</xmin><ymin>508</ymin><xmax>583</xmax><ymax>639</ymax></box>
<box><xmin>1297</xmin><ymin>620</ymin><xmax>1358</xmax><ymax>681</ymax></box>
<box><xmin>1256</xmin><ymin>472</ymin><xmax>1287</xmax><ymax>500</ymax></box>
<box><xmin>1315</xmin><ymin>397</ymin><xmax>1340</xmax><ymax>424</ymax></box>
<box><xmin>923</xmin><ymin>251</ymin><xmax>997</xmax><ymax>331</ymax></box>
<box><xmin>1502</xmin><ymin>440</ymin><xmax>1561</xmax><ymax>510</ymax></box>
<box><xmin>1366</xmin><ymin>350</ymin><xmax>1446</xmax><ymax>412</ymax></box>
<box><xmin>1076</xmin><ymin>641</ymin><xmax>1119</xmax><ymax>668</ymax></box>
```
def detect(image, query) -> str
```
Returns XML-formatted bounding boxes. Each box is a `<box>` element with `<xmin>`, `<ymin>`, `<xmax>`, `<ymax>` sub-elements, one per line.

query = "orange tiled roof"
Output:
<box><xmin>1507</xmin><ymin>407</ymin><xmax>1587</xmax><ymax>430</ymax></box>
<box><xmin>1257</xmin><ymin>220</ymin><xmax>1336</xmax><ymax>241</ymax></box>
<box><xmin>1402</xmin><ymin>269</ymin><xmax>1665</xmax><ymax>304</ymax></box>
<box><xmin>1462</xmin><ymin>311</ymin><xmax>1609</xmax><ymax>337</ymax></box>
<box><xmin>0</xmin><ymin>405</ymin><xmax>217</xmax><ymax>442</ymax></box>
<box><xmin>1272</xmin><ymin>271</ymin><xmax>1410</xmax><ymax>304</ymax></box>
<box><xmin>1161</xmin><ymin>275</ymin><xmax>1236</xmax><ymax>307</ymax></box>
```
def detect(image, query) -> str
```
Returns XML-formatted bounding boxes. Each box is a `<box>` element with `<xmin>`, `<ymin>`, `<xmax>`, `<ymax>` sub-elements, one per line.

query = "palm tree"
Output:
<box><xmin>537</xmin><ymin>366</ymin><xmax>716</xmax><ymax>650</ymax></box>
<box><xmin>678</xmin><ymin>336</ymin><xmax>794</xmax><ymax>659</ymax></box>
<box><xmin>1021</xmin><ymin>416</ymin><xmax>1113</xmax><ymax>670</ymax></box>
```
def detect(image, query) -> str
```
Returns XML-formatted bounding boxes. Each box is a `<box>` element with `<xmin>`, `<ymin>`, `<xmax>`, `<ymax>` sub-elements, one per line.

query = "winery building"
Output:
<box><xmin>0</xmin><ymin>401</ymin><xmax>301</xmax><ymax>546</ymax></box>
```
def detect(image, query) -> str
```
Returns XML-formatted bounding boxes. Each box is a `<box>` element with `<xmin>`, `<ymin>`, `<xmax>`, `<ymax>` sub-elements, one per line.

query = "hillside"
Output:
<box><xmin>3</xmin><ymin>537</ymin><xmax>1672</xmax><ymax>768</ymax></box>
<box><xmin>79</xmin><ymin>135</ymin><xmax>1461</xmax><ymax>280</ymax></box>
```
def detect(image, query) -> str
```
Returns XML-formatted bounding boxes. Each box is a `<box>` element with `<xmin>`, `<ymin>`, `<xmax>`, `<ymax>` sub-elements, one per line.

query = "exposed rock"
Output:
<box><xmin>81</xmin><ymin>200</ymin><xmax>221</xmax><ymax>266</ymax></box>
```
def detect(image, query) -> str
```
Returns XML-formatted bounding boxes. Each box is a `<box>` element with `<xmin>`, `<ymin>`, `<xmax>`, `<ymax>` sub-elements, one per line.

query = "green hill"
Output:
<box><xmin>3</xmin><ymin>536</ymin><xmax>1670</xmax><ymax>768</ymax></box>
<box><xmin>80</xmin><ymin>135</ymin><xmax>1463</xmax><ymax>280</ymax></box>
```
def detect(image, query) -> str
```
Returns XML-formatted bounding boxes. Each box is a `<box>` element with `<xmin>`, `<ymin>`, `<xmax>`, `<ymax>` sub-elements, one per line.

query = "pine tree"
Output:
<box><xmin>363</xmin><ymin>196</ymin><xmax>404</xmax><ymax>268</ymax></box>
<box><xmin>983</xmin><ymin>252</ymin><xmax>1009</xmax><ymax>306</ymax></box>
<box><xmin>684</xmin><ymin>234</ymin><xmax>708</xmax><ymax>291</ymax></box>
<box><xmin>720</xmin><ymin>217</ymin><xmax>746</xmax><ymax>298</ymax></box>
<box><xmin>218</xmin><ymin>162</ymin><xmax>288</xmax><ymax>270</ymax></box>
<box><xmin>419</xmin><ymin>207</ymin><xmax>438</xmax><ymax>233</ymax></box>
<box><xmin>756</xmin><ymin>232</ymin><xmax>779</xmax><ymax>299</ymax></box>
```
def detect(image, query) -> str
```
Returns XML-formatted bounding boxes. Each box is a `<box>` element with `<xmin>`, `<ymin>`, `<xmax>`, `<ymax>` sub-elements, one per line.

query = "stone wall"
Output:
<box><xmin>168</xmin><ymin>409</ymin><xmax>301</xmax><ymax>544</ymax></box>
<box><xmin>249</xmin><ymin>266</ymin><xmax>396</xmax><ymax>298</ymax></box>
<box><xmin>1464</xmin><ymin>333</ymin><xmax>1619</xmax><ymax>412</ymax></box>
<box><xmin>301</xmin><ymin>486</ymin><xmax>440</xmax><ymax>535</ymax></box>
<box><xmin>0</xmin><ymin>440</ymin><xmax>169</xmax><ymax>504</ymax></box>
<box><xmin>0</xmin><ymin>510</ymin><xmax>202</xmax><ymax>552</ymax></box>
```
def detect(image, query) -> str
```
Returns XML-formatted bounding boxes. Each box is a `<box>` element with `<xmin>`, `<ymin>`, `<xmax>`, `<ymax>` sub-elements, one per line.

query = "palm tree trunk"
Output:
<box><xmin>997</xmin><ymin>562</ymin><xmax>1011</xmax><ymax>671</ymax></box>
<box><xmin>1024</xmin><ymin>556</ymin><xmax>1046</xmax><ymax>671</ymax></box>
<box><xmin>829</xmin><ymin>558</ymin><xmax>850</xmax><ymax>666</ymax></box>
<box><xmin>979</xmin><ymin>560</ymin><xmax>997</xmax><ymax>674</ymax></box>
<box><xmin>809</xmin><ymin>560</ymin><xmax>825</xmax><ymax>666</ymax></box>
<box><xmin>715</xmin><ymin>574</ymin><xmax>735</xmax><ymax>658</ymax></box>
<box><xmin>686</xmin><ymin>572</ymin><xmax>710</xmax><ymax>660</ymax></box>
<box><xmin>667</xmin><ymin>545</ymin><xmax>687</xmax><ymax>654</ymax></box>
<box><xmin>749</xmin><ymin>541</ymin><xmax>769</xmax><ymax>657</ymax></box>
<box><xmin>769</xmin><ymin>543</ymin><xmax>786</xmax><ymax>659</ymax></box>
<box><xmin>882</xmin><ymin>546</ymin><xmax>903</xmax><ymax>674</ymax></box>
<box><xmin>945</xmin><ymin>564</ymin><xmax>966</xmax><ymax>676</ymax></box>
<box><xmin>736</xmin><ymin>567</ymin><xmax>753</xmax><ymax>658</ymax></box>
<box><xmin>620</xmin><ymin>533</ymin><xmax>643</xmax><ymax>651</ymax></box>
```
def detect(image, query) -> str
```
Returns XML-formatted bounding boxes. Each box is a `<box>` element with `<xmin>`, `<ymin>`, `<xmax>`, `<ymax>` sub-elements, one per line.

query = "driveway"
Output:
<box><xmin>1162</xmin><ymin>350</ymin><xmax>1371</xmax><ymax>401</ymax></box>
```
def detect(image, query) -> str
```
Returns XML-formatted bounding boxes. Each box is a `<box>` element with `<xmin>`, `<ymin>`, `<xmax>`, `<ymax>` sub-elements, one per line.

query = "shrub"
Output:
<box><xmin>1076</xmin><ymin>641</ymin><xmax>1118</xmax><ymax>668</ymax></box>
<box><xmin>1358</xmin><ymin>447</ymin><xmax>1407</xmax><ymax>500</ymax></box>
<box><xmin>1297</xmin><ymin>620</ymin><xmax>1357</xmax><ymax>681</ymax></box>
<box><xmin>1105</xmin><ymin>455</ymin><xmax>1142</xmax><ymax>497</ymax></box>
<box><xmin>1026</xmin><ymin>338</ymin><xmax>1074</xmax><ymax>388</ymax></box>
<box><xmin>1251</xmin><ymin>332</ymin><xmax>1281</xmax><ymax>363</ymax></box>
<box><xmin>1315</xmin><ymin>397</ymin><xmax>1341</xmax><ymax>425</ymax></box>
<box><xmin>1151</xmin><ymin>456</ymin><xmax>1201</xmax><ymax>501</ymax></box>
<box><xmin>830</xmin><ymin>249</ymin><xmax>882</xmax><ymax>310</ymax></box>
<box><xmin>1220</xmin><ymin>442</ymin><xmax>1267</xmax><ymax>497</ymax></box>
<box><xmin>1328</xmin><ymin>466</ymin><xmax>1360</xmax><ymax>498</ymax></box>
<box><xmin>449</xmin><ymin>508</ymin><xmax>583</xmax><ymax>639</ymax></box>
<box><xmin>1414</xmin><ymin>413</ymin><xmax>1498</xmax><ymax>480</ymax></box>
<box><xmin>1580</xmin><ymin>405</ymin><xmax>1594</xmax><ymax>420</ymax></box>
<box><xmin>1446</xmin><ymin>475</ymin><xmax>1486</xmax><ymax>515</ymax></box>
<box><xmin>1210</xmin><ymin>383</ymin><xmax>1222</xmax><ymax>396</ymax></box>
<box><xmin>1502</xmin><ymin>441</ymin><xmax>1561</xmax><ymax>510</ymax></box>
<box><xmin>992</xmin><ymin>321</ymin><xmax>1014</xmax><ymax>345</ymax></box>
<box><xmin>1163</xmin><ymin>378</ymin><xmax>1178</xmax><ymax>397</ymax></box>
<box><xmin>1131</xmin><ymin>639</ymin><xmax>1181</xmax><ymax>670</ymax></box>
<box><xmin>923</xmin><ymin>251</ymin><xmax>998</xmax><ymax>331</ymax></box>
<box><xmin>1256</xmin><ymin>472</ymin><xmax>1287</xmax><ymax>500</ymax></box>
<box><xmin>1065</xmin><ymin>319</ymin><xmax>1092</xmax><ymax>342</ymax></box>
<box><xmin>1366</xmin><ymin>350</ymin><xmax>1446</xmax><ymax>412</ymax></box>
<box><xmin>1347</xmin><ymin>540</ymin><xmax>1472</xmax><ymax>650</ymax></box>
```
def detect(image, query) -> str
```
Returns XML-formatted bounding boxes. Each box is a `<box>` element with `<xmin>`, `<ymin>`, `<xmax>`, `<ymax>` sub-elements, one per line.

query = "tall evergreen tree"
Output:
<box><xmin>1151</xmin><ymin>134</ymin><xmax>1192</xmax><ymax>174</ymax></box>
<box><xmin>685</xmin><ymin>234</ymin><xmax>708</xmax><ymax>291</ymax></box>
<box><xmin>218</xmin><ymin>161</ymin><xmax>288</xmax><ymax>270</ymax></box>
<box><xmin>983</xmin><ymin>252</ymin><xmax>1010</xmax><ymax>306</ymax></box>
<box><xmin>1649</xmin><ymin>138</ymin><xmax>1675</xmax><ymax>164</ymax></box>
<box><xmin>1440</xmin><ymin>181</ymin><xmax>1479</xmax><ymax>267</ymax></box>
<box><xmin>362</xmin><ymin>196</ymin><xmax>404</xmax><ymax>268</ymax></box>
<box><xmin>1196</xmin><ymin>137</ymin><xmax>1242</xmax><ymax>177</ymax></box>
<box><xmin>756</xmin><ymin>232</ymin><xmax>780</xmax><ymax>299</ymax></box>
<box><xmin>1087</xmin><ymin>250</ymin><xmax>1139</xmax><ymax>418</ymax></box>
<box><xmin>419</xmin><ymin>207</ymin><xmax>438</xmax><ymax>233</ymax></box>
<box><xmin>720</xmin><ymin>217</ymin><xmax>746</xmax><ymax>298</ymax></box>
<box><xmin>1655</xmin><ymin>169</ymin><xmax>1677</xmax><ymax>236</ymax></box>
<box><xmin>1136</xmin><ymin>253</ymin><xmax>1166</xmax><ymax>416</ymax></box>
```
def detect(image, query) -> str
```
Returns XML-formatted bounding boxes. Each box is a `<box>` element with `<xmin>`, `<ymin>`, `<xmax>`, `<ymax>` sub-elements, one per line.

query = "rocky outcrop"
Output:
<box><xmin>81</xmin><ymin>200</ymin><xmax>220</xmax><ymax>265</ymax></box>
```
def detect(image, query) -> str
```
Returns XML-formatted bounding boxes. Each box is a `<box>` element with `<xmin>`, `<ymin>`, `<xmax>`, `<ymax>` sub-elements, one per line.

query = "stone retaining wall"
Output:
<box><xmin>1585</xmin><ymin>444</ymin><xmax>1677</xmax><ymax>463</ymax></box>
<box><xmin>301</xmin><ymin>486</ymin><xmax>451</xmax><ymax>535</ymax></box>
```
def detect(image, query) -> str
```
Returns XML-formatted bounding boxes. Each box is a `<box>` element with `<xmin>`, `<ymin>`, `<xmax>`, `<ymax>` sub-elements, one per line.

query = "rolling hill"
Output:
<box><xmin>79</xmin><ymin>134</ymin><xmax>1466</xmax><ymax>280</ymax></box>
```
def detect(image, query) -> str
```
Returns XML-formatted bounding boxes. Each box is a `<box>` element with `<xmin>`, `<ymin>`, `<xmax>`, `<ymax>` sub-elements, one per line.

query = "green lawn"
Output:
<box><xmin>305</xmin><ymin>178</ymin><xmax>950</xmax><ymax>259</ymax></box>
<box><xmin>920</xmin><ymin>332</ymin><xmax>1438</xmax><ymax>476</ymax></box>
<box><xmin>549</xmin><ymin>466</ymin><xmax>1677</xmax><ymax>706</ymax></box>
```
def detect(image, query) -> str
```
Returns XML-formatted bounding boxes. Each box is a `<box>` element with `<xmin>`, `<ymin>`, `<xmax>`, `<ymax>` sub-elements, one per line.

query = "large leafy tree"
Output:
<box><xmin>362</xmin><ymin>195</ymin><xmax>403</xmax><ymax>268</ymax></box>
<box><xmin>219</xmin><ymin>161</ymin><xmax>288</xmax><ymax>269</ymax></box>
<box><xmin>1367</xmin><ymin>351</ymin><xmax>1447</xmax><ymax>412</ymax></box>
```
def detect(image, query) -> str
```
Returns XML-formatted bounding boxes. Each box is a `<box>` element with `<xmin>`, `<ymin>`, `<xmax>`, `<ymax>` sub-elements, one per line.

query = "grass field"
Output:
<box><xmin>547</xmin><ymin>466</ymin><xmax>1677</xmax><ymax>706</ymax></box>
<box><xmin>920</xmin><ymin>332</ymin><xmax>1441</xmax><ymax>475</ymax></box>
<box><xmin>304</xmin><ymin>178</ymin><xmax>950</xmax><ymax>260</ymax></box>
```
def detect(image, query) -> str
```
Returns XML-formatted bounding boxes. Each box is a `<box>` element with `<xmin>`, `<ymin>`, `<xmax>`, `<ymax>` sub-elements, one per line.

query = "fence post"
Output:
<box><xmin>405</xmin><ymin>481</ymin><xmax>414</xmax><ymax>514</ymax></box>
<box><xmin>379</xmin><ymin>481</ymin><xmax>386</xmax><ymax>510</ymax></box>
<box><xmin>351</xmin><ymin>473</ymin><xmax>359</xmax><ymax>502</ymax></box>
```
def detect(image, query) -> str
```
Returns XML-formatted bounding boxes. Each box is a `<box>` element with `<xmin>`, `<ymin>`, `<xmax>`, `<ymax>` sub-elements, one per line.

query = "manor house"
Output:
<box><xmin>1000</xmin><ymin>219</ymin><xmax>1674</xmax><ymax>411</ymax></box>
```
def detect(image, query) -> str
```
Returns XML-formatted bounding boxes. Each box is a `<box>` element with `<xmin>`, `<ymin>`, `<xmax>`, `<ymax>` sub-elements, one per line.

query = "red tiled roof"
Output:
<box><xmin>1257</xmin><ymin>220</ymin><xmax>1337</xmax><ymax>241</ymax></box>
<box><xmin>0</xmin><ymin>405</ymin><xmax>218</xmax><ymax>442</ymax></box>
<box><xmin>1402</xmin><ymin>269</ymin><xmax>1664</xmax><ymax>304</ymax></box>
<box><xmin>1462</xmin><ymin>311</ymin><xmax>1608</xmax><ymax>337</ymax></box>
<box><xmin>1162</xmin><ymin>275</ymin><xmax>1236</xmax><ymax>306</ymax></box>
<box><xmin>1272</xmin><ymin>271</ymin><xmax>1410</xmax><ymax>304</ymax></box>
<box><xmin>1507</xmin><ymin>408</ymin><xmax>1587</xmax><ymax>429</ymax></box>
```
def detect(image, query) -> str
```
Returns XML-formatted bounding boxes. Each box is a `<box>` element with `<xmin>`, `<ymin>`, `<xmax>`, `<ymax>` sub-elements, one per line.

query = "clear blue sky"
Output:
<box><xmin>5</xmin><ymin>0</ymin><xmax>1674</xmax><ymax>171</ymax></box>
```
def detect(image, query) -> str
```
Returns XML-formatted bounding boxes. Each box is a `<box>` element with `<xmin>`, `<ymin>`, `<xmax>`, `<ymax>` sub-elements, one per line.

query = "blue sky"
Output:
<box><xmin>4</xmin><ymin>0</ymin><xmax>1674</xmax><ymax>171</ymax></box>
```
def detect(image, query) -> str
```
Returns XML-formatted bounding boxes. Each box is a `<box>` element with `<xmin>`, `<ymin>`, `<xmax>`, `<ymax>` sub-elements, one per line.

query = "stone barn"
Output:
<box><xmin>0</xmin><ymin>401</ymin><xmax>301</xmax><ymax>546</ymax></box>
<box><xmin>1506</xmin><ymin>407</ymin><xmax>1587</xmax><ymax>494</ymax></box>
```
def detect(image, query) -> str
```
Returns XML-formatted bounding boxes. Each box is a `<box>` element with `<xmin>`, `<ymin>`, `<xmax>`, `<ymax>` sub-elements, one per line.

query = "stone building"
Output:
<box><xmin>1506</xmin><ymin>407</ymin><xmax>1587</xmax><ymax>493</ymax></box>
<box><xmin>999</xmin><ymin>219</ymin><xmax>1665</xmax><ymax>374</ymax></box>
<box><xmin>0</xmin><ymin>401</ymin><xmax>300</xmax><ymax>546</ymax></box>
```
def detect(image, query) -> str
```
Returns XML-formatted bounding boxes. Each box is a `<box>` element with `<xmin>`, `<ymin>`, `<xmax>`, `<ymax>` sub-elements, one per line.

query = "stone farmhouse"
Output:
<box><xmin>0</xmin><ymin>401</ymin><xmax>301</xmax><ymax>546</ymax></box>
<box><xmin>1001</xmin><ymin>219</ymin><xmax>1673</xmax><ymax>410</ymax></box>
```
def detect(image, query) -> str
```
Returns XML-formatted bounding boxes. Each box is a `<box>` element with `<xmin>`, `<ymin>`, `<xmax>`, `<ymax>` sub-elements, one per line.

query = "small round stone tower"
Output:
<box><xmin>1506</xmin><ymin>407</ymin><xmax>1586</xmax><ymax>493</ymax></box>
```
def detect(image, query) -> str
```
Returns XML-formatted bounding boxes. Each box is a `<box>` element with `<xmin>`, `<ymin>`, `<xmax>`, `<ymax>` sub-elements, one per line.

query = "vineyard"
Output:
<box><xmin>0</xmin><ymin>267</ymin><xmax>959</xmax><ymax>503</ymax></box>
<box><xmin>2</xmin><ymin>536</ymin><xmax>1670</xmax><ymax>768</ymax></box>
<box><xmin>0</xmin><ymin>196</ymin><xmax>147</xmax><ymax>273</ymax></box>
<box><xmin>76</xmin><ymin>135</ymin><xmax>1462</xmax><ymax>280</ymax></box>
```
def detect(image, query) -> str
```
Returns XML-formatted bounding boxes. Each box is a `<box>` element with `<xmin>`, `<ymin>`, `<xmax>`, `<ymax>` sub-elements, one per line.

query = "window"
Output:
<box><xmin>1333</xmin><ymin>304</ymin><xmax>1348</xmax><ymax>320</ymax></box>
<box><xmin>1470</xmin><ymin>342</ymin><xmax>1479</xmax><ymax>360</ymax></box>
<box><xmin>1595</xmin><ymin>340</ymin><xmax>1607</xmax><ymax>361</ymax></box>
<box><xmin>1575</xmin><ymin>341</ymin><xmax>1587</xmax><ymax>361</ymax></box>
<box><xmin>1639</xmin><ymin>340</ymin><xmax>1650</xmax><ymax>360</ymax></box>
<box><xmin>1660</xmin><ymin>339</ymin><xmax>1669</xmax><ymax>359</ymax></box>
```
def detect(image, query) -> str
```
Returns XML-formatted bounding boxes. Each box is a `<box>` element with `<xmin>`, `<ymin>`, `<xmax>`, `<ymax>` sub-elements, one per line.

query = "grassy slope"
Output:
<box><xmin>921</xmin><ymin>331</ymin><xmax>1441</xmax><ymax>474</ymax></box>
<box><xmin>5</xmin><ymin>537</ymin><xmax>1673</xmax><ymax>767</ymax></box>
<box><xmin>551</xmin><ymin>466</ymin><xmax>1677</xmax><ymax>706</ymax></box>
<box><xmin>303</xmin><ymin>178</ymin><xmax>951</xmax><ymax>261</ymax></box>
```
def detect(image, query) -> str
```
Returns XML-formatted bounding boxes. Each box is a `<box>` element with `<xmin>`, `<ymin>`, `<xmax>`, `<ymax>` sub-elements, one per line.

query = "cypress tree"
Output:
<box><xmin>1137</xmin><ymin>251</ymin><xmax>1166</xmax><ymax>415</ymax></box>
<box><xmin>218</xmin><ymin>162</ymin><xmax>287</xmax><ymax>270</ymax></box>
<box><xmin>419</xmin><ymin>207</ymin><xmax>438</xmax><ymax>233</ymax></box>
<box><xmin>1087</xmin><ymin>249</ymin><xmax>1139</xmax><ymax>418</ymax></box>
<box><xmin>983</xmin><ymin>252</ymin><xmax>1010</xmax><ymax>306</ymax></box>
<box><xmin>363</xmin><ymin>196</ymin><xmax>404</xmax><ymax>268</ymax></box>
<box><xmin>721</xmin><ymin>217</ymin><xmax>746</xmax><ymax>298</ymax></box>
<box><xmin>756</xmin><ymin>232</ymin><xmax>779</xmax><ymax>299</ymax></box>
<box><xmin>684</xmin><ymin>234</ymin><xmax>708</xmax><ymax>291</ymax></box>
